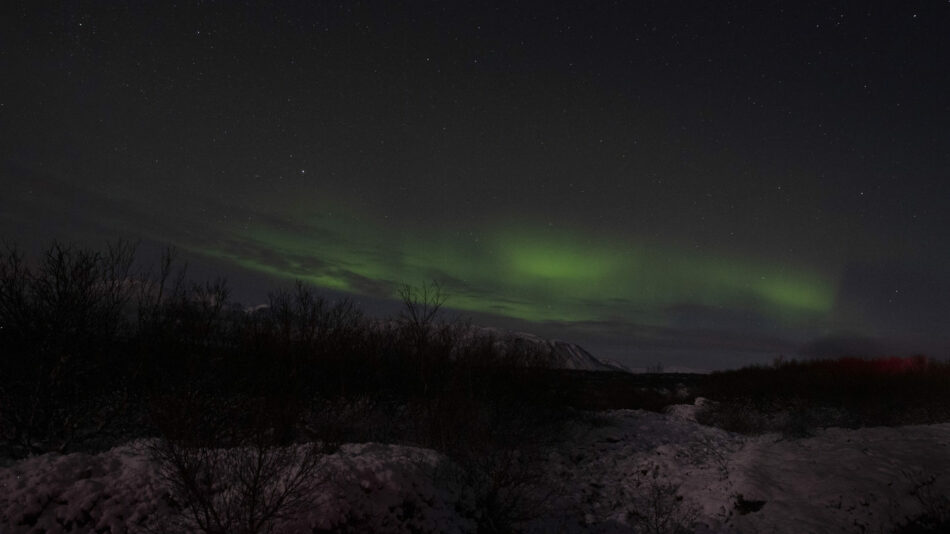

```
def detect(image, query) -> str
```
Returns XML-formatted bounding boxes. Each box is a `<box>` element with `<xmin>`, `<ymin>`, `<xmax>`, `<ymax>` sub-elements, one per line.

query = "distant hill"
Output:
<box><xmin>475</xmin><ymin>327</ymin><xmax>632</xmax><ymax>372</ymax></box>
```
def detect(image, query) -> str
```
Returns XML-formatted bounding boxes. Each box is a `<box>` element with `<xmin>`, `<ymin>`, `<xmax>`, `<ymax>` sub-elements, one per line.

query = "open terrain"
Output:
<box><xmin>3</xmin><ymin>398</ymin><xmax>950</xmax><ymax>533</ymax></box>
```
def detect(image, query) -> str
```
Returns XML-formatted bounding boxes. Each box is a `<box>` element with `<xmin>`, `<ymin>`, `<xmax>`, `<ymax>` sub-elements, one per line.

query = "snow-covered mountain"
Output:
<box><xmin>475</xmin><ymin>327</ymin><xmax>631</xmax><ymax>373</ymax></box>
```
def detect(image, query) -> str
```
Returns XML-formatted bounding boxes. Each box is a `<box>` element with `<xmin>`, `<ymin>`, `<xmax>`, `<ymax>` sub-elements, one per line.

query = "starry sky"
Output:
<box><xmin>2</xmin><ymin>2</ymin><xmax>949</xmax><ymax>369</ymax></box>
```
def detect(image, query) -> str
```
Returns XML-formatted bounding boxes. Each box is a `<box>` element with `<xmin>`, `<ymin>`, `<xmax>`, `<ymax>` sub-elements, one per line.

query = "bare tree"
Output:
<box><xmin>397</xmin><ymin>282</ymin><xmax>447</xmax><ymax>396</ymax></box>
<box><xmin>398</xmin><ymin>282</ymin><xmax>445</xmax><ymax>339</ymax></box>
<box><xmin>0</xmin><ymin>241</ymin><xmax>137</xmax><ymax>456</ymax></box>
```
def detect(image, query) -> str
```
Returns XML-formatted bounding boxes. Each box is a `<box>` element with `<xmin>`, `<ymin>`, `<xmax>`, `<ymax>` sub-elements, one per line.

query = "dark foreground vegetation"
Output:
<box><xmin>0</xmin><ymin>242</ymin><xmax>574</xmax><ymax>531</ymax></box>
<box><xmin>696</xmin><ymin>355</ymin><xmax>950</xmax><ymax>437</ymax></box>
<box><xmin>2</xmin><ymin>242</ymin><xmax>949</xmax><ymax>532</ymax></box>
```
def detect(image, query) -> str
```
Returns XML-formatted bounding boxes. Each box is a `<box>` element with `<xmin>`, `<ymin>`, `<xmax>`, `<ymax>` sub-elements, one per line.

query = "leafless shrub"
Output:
<box><xmin>452</xmin><ymin>447</ymin><xmax>556</xmax><ymax>533</ymax></box>
<box><xmin>627</xmin><ymin>464</ymin><xmax>700</xmax><ymax>534</ymax></box>
<box><xmin>150</xmin><ymin>392</ymin><xmax>333</xmax><ymax>534</ymax></box>
<box><xmin>682</xmin><ymin>434</ymin><xmax>733</xmax><ymax>481</ymax></box>
<box><xmin>152</xmin><ymin>438</ymin><xmax>329</xmax><ymax>534</ymax></box>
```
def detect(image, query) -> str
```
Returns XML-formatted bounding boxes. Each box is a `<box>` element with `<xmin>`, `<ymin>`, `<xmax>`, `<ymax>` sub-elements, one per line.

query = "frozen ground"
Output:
<box><xmin>3</xmin><ymin>401</ymin><xmax>949</xmax><ymax>533</ymax></box>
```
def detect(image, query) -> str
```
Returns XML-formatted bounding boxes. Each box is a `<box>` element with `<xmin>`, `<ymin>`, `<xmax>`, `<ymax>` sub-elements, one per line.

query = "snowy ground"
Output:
<box><xmin>3</xmin><ymin>401</ymin><xmax>950</xmax><ymax>533</ymax></box>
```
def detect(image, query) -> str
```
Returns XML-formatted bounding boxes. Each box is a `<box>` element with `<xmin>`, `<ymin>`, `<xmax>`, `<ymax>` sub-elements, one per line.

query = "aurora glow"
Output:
<box><xmin>194</xmin><ymin>210</ymin><xmax>836</xmax><ymax>326</ymax></box>
<box><xmin>5</xmin><ymin>2</ymin><xmax>950</xmax><ymax>367</ymax></box>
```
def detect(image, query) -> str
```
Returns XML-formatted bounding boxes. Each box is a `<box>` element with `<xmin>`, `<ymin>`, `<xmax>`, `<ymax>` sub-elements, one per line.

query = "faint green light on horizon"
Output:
<box><xmin>193</xmin><ymin>214</ymin><xmax>837</xmax><ymax>325</ymax></box>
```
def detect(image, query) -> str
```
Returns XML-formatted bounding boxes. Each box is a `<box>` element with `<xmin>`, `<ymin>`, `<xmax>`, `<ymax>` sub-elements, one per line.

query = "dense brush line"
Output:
<box><xmin>0</xmin><ymin>241</ymin><xmax>565</xmax><ymax>459</ymax></box>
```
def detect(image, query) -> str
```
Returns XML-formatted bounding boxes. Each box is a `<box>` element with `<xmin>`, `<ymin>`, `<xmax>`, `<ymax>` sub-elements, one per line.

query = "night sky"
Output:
<box><xmin>3</xmin><ymin>2</ymin><xmax>949</xmax><ymax>369</ymax></box>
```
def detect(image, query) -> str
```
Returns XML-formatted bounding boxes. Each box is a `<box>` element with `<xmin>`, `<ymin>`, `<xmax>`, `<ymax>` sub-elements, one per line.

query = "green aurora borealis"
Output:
<box><xmin>5</xmin><ymin>1</ymin><xmax>950</xmax><ymax>366</ymax></box>
<box><xmin>197</xmin><ymin>209</ymin><xmax>835</xmax><ymax>327</ymax></box>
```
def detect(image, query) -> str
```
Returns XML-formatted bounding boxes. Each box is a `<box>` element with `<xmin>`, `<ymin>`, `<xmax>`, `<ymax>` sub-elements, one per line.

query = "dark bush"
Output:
<box><xmin>150</xmin><ymin>393</ymin><xmax>332</xmax><ymax>534</ymax></box>
<box><xmin>696</xmin><ymin>356</ymin><xmax>950</xmax><ymax>434</ymax></box>
<box><xmin>0</xmin><ymin>241</ymin><xmax>138</xmax><ymax>456</ymax></box>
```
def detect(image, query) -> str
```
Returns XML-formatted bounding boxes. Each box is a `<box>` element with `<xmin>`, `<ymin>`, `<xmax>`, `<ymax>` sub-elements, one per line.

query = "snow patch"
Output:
<box><xmin>4</xmin><ymin>416</ymin><xmax>950</xmax><ymax>532</ymax></box>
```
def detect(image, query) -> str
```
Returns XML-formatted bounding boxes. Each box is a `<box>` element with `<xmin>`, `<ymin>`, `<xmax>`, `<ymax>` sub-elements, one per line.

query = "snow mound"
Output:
<box><xmin>0</xmin><ymin>440</ymin><xmax>174</xmax><ymax>534</ymax></box>
<box><xmin>296</xmin><ymin>443</ymin><xmax>472</xmax><ymax>533</ymax></box>
<box><xmin>4</xmin><ymin>415</ymin><xmax>950</xmax><ymax>533</ymax></box>
<box><xmin>0</xmin><ymin>441</ymin><xmax>473</xmax><ymax>534</ymax></box>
